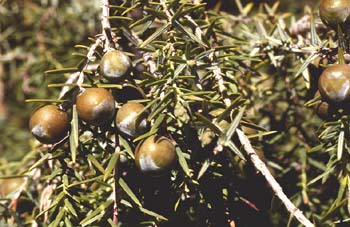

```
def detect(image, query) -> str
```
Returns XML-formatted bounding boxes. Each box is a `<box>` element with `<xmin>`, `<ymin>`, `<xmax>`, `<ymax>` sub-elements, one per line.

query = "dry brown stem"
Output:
<box><xmin>236</xmin><ymin>129</ymin><xmax>314</xmax><ymax>227</ymax></box>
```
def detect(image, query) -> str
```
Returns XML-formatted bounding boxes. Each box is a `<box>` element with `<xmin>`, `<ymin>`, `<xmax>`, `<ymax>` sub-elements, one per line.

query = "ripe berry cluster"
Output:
<box><xmin>315</xmin><ymin>1</ymin><xmax>350</xmax><ymax>119</ymax></box>
<box><xmin>29</xmin><ymin>49</ymin><xmax>177</xmax><ymax>177</ymax></box>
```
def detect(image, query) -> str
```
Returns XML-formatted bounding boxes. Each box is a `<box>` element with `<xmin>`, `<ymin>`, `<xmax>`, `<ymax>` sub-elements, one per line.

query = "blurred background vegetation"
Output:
<box><xmin>0</xmin><ymin>0</ymin><xmax>101</xmax><ymax>161</ymax></box>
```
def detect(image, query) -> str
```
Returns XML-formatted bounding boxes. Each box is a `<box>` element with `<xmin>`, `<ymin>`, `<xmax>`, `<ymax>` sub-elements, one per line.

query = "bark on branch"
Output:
<box><xmin>236</xmin><ymin>129</ymin><xmax>315</xmax><ymax>227</ymax></box>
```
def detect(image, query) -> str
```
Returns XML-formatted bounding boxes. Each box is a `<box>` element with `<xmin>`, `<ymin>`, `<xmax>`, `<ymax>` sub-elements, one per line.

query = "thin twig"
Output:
<box><xmin>58</xmin><ymin>64</ymin><xmax>99</xmax><ymax>99</ymax></box>
<box><xmin>101</xmin><ymin>0</ymin><xmax>120</xmax><ymax>224</ymax></box>
<box><xmin>101</xmin><ymin>0</ymin><xmax>114</xmax><ymax>51</ymax></box>
<box><xmin>112</xmin><ymin>146</ymin><xmax>121</xmax><ymax>224</ymax></box>
<box><xmin>128</xmin><ymin>29</ymin><xmax>161</xmax><ymax>101</ymax></box>
<box><xmin>77</xmin><ymin>37</ymin><xmax>103</xmax><ymax>88</ymax></box>
<box><xmin>59</xmin><ymin>0</ymin><xmax>111</xmax><ymax>99</ymax></box>
<box><xmin>236</xmin><ymin>129</ymin><xmax>315</xmax><ymax>227</ymax></box>
<box><xmin>58</xmin><ymin>36</ymin><xmax>103</xmax><ymax>99</ymax></box>
<box><xmin>289</xmin><ymin>15</ymin><xmax>327</xmax><ymax>37</ymax></box>
<box><xmin>160</xmin><ymin>0</ymin><xmax>173</xmax><ymax>21</ymax></box>
<box><xmin>187</xmin><ymin>7</ymin><xmax>230</xmax><ymax>107</ymax></box>
<box><xmin>130</xmin><ymin>30</ymin><xmax>158</xmax><ymax>76</ymax></box>
<box><xmin>191</xmin><ymin>0</ymin><xmax>202</xmax><ymax>4</ymax></box>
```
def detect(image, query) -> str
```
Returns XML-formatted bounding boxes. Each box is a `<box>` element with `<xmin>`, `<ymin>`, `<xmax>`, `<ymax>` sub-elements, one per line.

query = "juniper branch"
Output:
<box><xmin>236</xmin><ymin>129</ymin><xmax>315</xmax><ymax>227</ymax></box>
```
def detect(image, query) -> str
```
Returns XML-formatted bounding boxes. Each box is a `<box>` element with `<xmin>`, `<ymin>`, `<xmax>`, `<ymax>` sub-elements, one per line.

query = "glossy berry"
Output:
<box><xmin>100</xmin><ymin>50</ymin><xmax>131</xmax><ymax>81</ymax></box>
<box><xmin>116</xmin><ymin>102</ymin><xmax>148</xmax><ymax>138</ymax></box>
<box><xmin>314</xmin><ymin>91</ymin><xmax>331</xmax><ymax>119</ymax></box>
<box><xmin>319</xmin><ymin>0</ymin><xmax>350</xmax><ymax>28</ymax></box>
<box><xmin>76</xmin><ymin>88</ymin><xmax>115</xmax><ymax>126</ymax></box>
<box><xmin>135</xmin><ymin>135</ymin><xmax>177</xmax><ymax>176</ymax></box>
<box><xmin>29</xmin><ymin>105</ymin><xmax>69</xmax><ymax>144</ymax></box>
<box><xmin>318</xmin><ymin>64</ymin><xmax>350</xmax><ymax>103</ymax></box>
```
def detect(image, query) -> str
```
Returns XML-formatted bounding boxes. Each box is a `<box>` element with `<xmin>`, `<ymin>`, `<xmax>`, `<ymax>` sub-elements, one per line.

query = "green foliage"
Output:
<box><xmin>2</xmin><ymin>0</ymin><xmax>350</xmax><ymax>226</ymax></box>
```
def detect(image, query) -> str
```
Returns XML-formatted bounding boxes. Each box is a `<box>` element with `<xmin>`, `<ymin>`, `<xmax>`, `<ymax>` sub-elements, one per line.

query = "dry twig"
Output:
<box><xmin>100</xmin><ymin>0</ymin><xmax>121</xmax><ymax>224</ymax></box>
<box><xmin>236</xmin><ymin>129</ymin><xmax>315</xmax><ymax>227</ymax></box>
